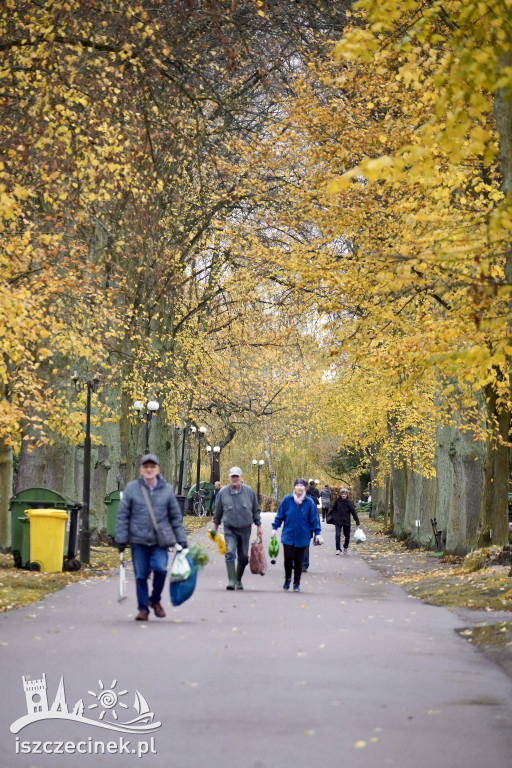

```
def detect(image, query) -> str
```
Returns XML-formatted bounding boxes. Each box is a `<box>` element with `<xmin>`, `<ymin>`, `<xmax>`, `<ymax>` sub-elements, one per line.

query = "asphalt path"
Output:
<box><xmin>1</xmin><ymin>512</ymin><xmax>512</xmax><ymax>768</ymax></box>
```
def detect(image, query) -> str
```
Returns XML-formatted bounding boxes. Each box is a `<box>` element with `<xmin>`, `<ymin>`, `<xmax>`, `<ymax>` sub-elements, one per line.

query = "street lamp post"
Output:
<box><xmin>72</xmin><ymin>370</ymin><xmax>101</xmax><ymax>565</ymax></box>
<box><xmin>206</xmin><ymin>445</ymin><xmax>221</xmax><ymax>484</ymax></box>
<box><xmin>191</xmin><ymin>425</ymin><xmax>207</xmax><ymax>498</ymax></box>
<box><xmin>206</xmin><ymin>445</ymin><xmax>212</xmax><ymax>482</ymax></box>
<box><xmin>133</xmin><ymin>399</ymin><xmax>160</xmax><ymax>454</ymax></box>
<box><xmin>177</xmin><ymin>423</ymin><xmax>187</xmax><ymax>497</ymax></box>
<box><xmin>252</xmin><ymin>458</ymin><xmax>264</xmax><ymax>503</ymax></box>
<box><xmin>212</xmin><ymin>445</ymin><xmax>220</xmax><ymax>484</ymax></box>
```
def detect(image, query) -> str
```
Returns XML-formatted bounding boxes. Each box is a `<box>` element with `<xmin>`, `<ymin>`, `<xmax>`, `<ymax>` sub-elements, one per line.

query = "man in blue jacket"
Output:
<box><xmin>116</xmin><ymin>454</ymin><xmax>188</xmax><ymax>621</ymax></box>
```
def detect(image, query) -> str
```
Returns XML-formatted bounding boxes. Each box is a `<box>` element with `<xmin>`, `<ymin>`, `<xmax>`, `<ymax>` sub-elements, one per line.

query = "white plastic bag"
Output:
<box><xmin>170</xmin><ymin>547</ymin><xmax>191</xmax><ymax>582</ymax></box>
<box><xmin>353</xmin><ymin>527</ymin><xmax>366</xmax><ymax>543</ymax></box>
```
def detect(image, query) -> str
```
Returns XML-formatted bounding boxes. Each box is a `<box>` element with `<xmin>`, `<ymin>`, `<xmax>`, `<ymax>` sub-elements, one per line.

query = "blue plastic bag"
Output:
<box><xmin>170</xmin><ymin>554</ymin><xmax>197</xmax><ymax>606</ymax></box>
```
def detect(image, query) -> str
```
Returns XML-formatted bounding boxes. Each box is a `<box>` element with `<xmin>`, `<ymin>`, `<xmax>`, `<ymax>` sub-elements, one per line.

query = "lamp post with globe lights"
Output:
<box><xmin>133</xmin><ymin>399</ymin><xmax>160</xmax><ymax>454</ymax></box>
<box><xmin>191</xmin><ymin>425</ymin><xmax>207</xmax><ymax>509</ymax></box>
<box><xmin>252</xmin><ymin>458</ymin><xmax>264</xmax><ymax>503</ymax></box>
<box><xmin>206</xmin><ymin>445</ymin><xmax>221</xmax><ymax>484</ymax></box>
<box><xmin>71</xmin><ymin>370</ymin><xmax>101</xmax><ymax>565</ymax></box>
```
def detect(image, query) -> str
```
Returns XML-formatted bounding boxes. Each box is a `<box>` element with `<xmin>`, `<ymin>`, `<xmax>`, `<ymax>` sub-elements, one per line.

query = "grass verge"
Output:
<box><xmin>0</xmin><ymin>514</ymin><xmax>211</xmax><ymax>613</ymax></box>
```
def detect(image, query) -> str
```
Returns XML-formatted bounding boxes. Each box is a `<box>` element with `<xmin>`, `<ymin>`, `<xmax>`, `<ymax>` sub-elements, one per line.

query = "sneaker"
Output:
<box><xmin>283</xmin><ymin>578</ymin><xmax>291</xmax><ymax>590</ymax></box>
<box><xmin>135</xmin><ymin>609</ymin><xmax>149</xmax><ymax>621</ymax></box>
<box><xmin>149</xmin><ymin>600</ymin><xmax>166</xmax><ymax>618</ymax></box>
<box><xmin>343</xmin><ymin>548</ymin><xmax>349</xmax><ymax>556</ymax></box>
<box><xmin>336</xmin><ymin>550</ymin><xmax>341</xmax><ymax>556</ymax></box>
<box><xmin>302</xmin><ymin>567</ymin><xmax>308</xmax><ymax>572</ymax></box>
<box><xmin>293</xmin><ymin>583</ymin><xmax>300</xmax><ymax>592</ymax></box>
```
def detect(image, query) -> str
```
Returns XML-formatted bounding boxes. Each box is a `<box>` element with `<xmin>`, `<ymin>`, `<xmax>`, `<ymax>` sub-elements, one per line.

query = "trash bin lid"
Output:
<box><xmin>10</xmin><ymin>487</ymin><xmax>75</xmax><ymax>510</ymax></box>
<box><xmin>104</xmin><ymin>490</ymin><xmax>123</xmax><ymax>504</ymax></box>
<box><xmin>25</xmin><ymin>509</ymin><xmax>69</xmax><ymax>519</ymax></box>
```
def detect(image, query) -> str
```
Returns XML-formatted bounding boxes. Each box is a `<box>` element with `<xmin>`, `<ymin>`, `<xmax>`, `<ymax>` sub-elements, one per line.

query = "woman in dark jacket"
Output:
<box><xmin>331</xmin><ymin>487</ymin><xmax>359</xmax><ymax>556</ymax></box>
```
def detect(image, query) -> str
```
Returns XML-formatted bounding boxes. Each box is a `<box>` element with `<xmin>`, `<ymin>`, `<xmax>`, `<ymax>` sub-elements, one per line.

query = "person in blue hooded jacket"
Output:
<box><xmin>271</xmin><ymin>478</ymin><xmax>323</xmax><ymax>592</ymax></box>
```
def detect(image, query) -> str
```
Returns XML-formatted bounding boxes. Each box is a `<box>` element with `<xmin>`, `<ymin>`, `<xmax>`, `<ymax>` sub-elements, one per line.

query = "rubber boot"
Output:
<box><xmin>226</xmin><ymin>562</ymin><xmax>236</xmax><ymax>590</ymax></box>
<box><xmin>235</xmin><ymin>562</ymin><xmax>246</xmax><ymax>590</ymax></box>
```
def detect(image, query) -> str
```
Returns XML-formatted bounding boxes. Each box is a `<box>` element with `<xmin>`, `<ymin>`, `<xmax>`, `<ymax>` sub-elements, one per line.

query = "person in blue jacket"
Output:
<box><xmin>271</xmin><ymin>478</ymin><xmax>323</xmax><ymax>592</ymax></box>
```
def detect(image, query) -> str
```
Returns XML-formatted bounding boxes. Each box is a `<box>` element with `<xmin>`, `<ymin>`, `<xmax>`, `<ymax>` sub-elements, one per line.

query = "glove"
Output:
<box><xmin>117</xmin><ymin>544</ymin><xmax>126</xmax><ymax>553</ymax></box>
<box><xmin>314</xmin><ymin>535</ymin><xmax>324</xmax><ymax>546</ymax></box>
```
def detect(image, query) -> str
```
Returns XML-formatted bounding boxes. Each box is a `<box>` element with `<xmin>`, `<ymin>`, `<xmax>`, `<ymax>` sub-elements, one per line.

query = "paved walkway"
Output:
<box><xmin>1</xmin><ymin>513</ymin><xmax>512</xmax><ymax>768</ymax></box>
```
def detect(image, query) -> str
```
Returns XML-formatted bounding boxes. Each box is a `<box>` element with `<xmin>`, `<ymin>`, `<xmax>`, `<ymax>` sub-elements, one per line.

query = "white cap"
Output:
<box><xmin>229</xmin><ymin>466</ymin><xmax>243</xmax><ymax>477</ymax></box>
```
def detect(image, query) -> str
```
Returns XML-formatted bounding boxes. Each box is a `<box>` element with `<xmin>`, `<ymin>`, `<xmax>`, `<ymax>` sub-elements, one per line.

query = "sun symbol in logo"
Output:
<box><xmin>87</xmin><ymin>679</ymin><xmax>129</xmax><ymax>721</ymax></box>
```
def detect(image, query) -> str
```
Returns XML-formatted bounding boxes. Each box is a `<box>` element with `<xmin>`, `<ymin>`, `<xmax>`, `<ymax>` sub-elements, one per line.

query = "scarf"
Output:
<box><xmin>293</xmin><ymin>491</ymin><xmax>305</xmax><ymax>505</ymax></box>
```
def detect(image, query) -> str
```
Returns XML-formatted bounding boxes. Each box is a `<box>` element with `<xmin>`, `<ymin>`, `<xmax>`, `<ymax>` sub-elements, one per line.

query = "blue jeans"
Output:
<box><xmin>131</xmin><ymin>544</ymin><xmax>169</xmax><ymax>611</ymax></box>
<box><xmin>335</xmin><ymin>524</ymin><xmax>351</xmax><ymax>551</ymax></box>
<box><xmin>223</xmin><ymin>525</ymin><xmax>252</xmax><ymax>566</ymax></box>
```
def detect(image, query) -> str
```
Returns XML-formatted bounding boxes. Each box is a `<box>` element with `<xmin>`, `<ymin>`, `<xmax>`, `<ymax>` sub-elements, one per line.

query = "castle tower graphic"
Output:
<box><xmin>22</xmin><ymin>674</ymin><xmax>48</xmax><ymax>715</ymax></box>
<box><xmin>11</xmin><ymin>674</ymin><xmax>162</xmax><ymax>735</ymax></box>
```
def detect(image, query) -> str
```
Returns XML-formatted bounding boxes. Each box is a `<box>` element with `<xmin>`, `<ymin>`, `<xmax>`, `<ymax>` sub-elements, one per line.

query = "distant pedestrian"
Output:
<box><xmin>319</xmin><ymin>483</ymin><xmax>332</xmax><ymax>522</ymax></box>
<box><xmin>303</xmin><ymin>478</ymin><xmax>320</xmax><ymax>570</ymax></box>
<box><xmin>306</xmin><ymin>479</ymin><xmax>320</xmax><ymax>504</ymax></box>
<box><xmin>213</xmin><ymin>466</ymin><xmax>262</xmax><ymax>590</ymax></box>
<box><xmin>115</xmin><ymin>454</ymin><xmax>188</xmax><ymax>621</ymax></box>
<box><xmin>331</xmin><ymin>487</ymin><xmax>359</xmax><ymax>556</ymax></box>
<box><xmin>210</xmin><ymin>480</ymin><xmax>222</xmax><ymax>513</ymax></box>
<box><xmin>272</xmin><ymin>478</ymin><xmax>323</xmax><ymax>592</ymax></box>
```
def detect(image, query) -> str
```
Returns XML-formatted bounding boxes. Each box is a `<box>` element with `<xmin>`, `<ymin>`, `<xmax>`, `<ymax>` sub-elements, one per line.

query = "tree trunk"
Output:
<box><xmin>493</xmin><ymin>46</ymin><xmax>512</xmax><ymax>548</ymax></box>
<box><xmin>404</xmin><ymin>469</ymin><xmax>437</xmax><ymax>547</ymax></box>
<box><xmin>478</xmin><ymin>384</ymin><xmax>510</xmax><ymax>547</ymax></box>
<box><xmin>0</xmin><ymin>438</ymin><xmax>12</xmax><ymax>549</ymax></box>
<box><xmin>261</xmin><ymin>432</ymin><xmax>277</xmax><ymax>499</ymax></box>
<box><xmin>435</xmin><ymin>420</ymin><xmax>486</xmax><ymax>555</ymax></box>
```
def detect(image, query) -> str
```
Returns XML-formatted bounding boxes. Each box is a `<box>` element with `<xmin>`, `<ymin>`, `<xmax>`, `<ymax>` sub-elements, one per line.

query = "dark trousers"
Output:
<box><xmin>335</xmin><ymin>524</ymin><xmax>351</xmax><ymax>551</ymax></box>
<box><xmin>283</xmin><ymin>544</ymin><xmax>306</xmax><ymax>585</ymax></box>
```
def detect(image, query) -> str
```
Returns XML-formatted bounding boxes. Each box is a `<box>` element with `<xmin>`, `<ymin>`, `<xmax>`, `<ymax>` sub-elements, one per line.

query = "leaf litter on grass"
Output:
<box><xmin>0</xmin><ymin>514</ymin><xmax>210</xmax><ymax>613</ymax></box>
<box><xmin>356</xmin><ymin>515</ymin><xmax>512</xmax><ymax>652</ymax></box>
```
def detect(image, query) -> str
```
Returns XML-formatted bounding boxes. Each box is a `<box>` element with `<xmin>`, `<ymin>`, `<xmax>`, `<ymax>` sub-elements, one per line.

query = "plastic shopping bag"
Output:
<box><xmin>170</xmin><ymin>547</ymin><xmax>192</xmax><ymax>581</ymax></box>
<box><xmin>268</xmin><ymin>534</ymin><xmax>279</xmax><ymax>564</ymax></box>
<box><xmin>353</xmin><ymin>527</ymin><xmax>366</xmax><ymax>543</ymax></box>
<box><xmin>207</xmin><ymin>528</ymin><xmax>226</xmax><ymax>555</ymax></box>
<box><xmin>250</xmin><ymin>534</ymin><xmax>267</xmax><ymax>575</ymax></box>
<box><xmin>170</xmin><ymin>555</ymin><xmax>197</xmax><ymax>606</ymax></box>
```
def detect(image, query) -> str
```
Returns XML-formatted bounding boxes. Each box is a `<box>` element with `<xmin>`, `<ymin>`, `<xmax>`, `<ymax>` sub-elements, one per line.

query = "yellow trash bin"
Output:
<box><xmin>25</xmin><ymin>509</ymin><xmax>69</xmax><ymax>572</ymax></box>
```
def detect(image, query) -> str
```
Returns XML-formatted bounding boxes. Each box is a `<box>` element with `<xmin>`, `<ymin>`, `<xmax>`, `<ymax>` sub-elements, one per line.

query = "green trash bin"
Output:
<box><xmin>18</xmin><ymin>516</ymin><xmax>31</xmax><ymax>570</ymax></box>
<box><xmin>104</xmin><ymin>489</ymin><xmax>123</xmax><ymax>543</ymax></box>
<box><xmin>9</xmin><ymin>488</ymin><xmax>76</xmax><ymax>569</ymax></box>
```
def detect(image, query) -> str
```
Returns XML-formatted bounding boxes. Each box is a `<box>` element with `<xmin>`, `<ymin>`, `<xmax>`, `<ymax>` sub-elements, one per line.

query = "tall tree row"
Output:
<box><xmin>0</xmin><ymin>1</ymin><xmax>348</xmax><ymax>540</ymax></box>
<box><xmin>230</xmin><ymin>1</ymin><xmax>512</xmax><ymax>552</ymax></box>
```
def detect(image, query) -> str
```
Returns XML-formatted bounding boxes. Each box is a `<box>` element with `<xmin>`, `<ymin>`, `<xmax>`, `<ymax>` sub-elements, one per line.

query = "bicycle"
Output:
<box><xmin>192</xmin><ymin>489</ymin><xmax>208</xmax><ymax>517</ymax></box>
